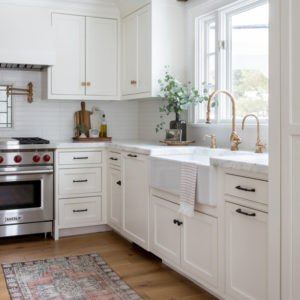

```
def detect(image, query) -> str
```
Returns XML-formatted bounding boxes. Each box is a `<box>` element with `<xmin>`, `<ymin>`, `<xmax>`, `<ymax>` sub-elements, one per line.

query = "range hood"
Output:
<box><xmin>0</xmin><ymin>3</ymin><xmax>56</xmax><ymax>71</ymax></box>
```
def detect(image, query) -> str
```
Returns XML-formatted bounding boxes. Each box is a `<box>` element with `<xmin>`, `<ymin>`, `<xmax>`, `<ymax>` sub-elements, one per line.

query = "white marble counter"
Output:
<box><xmin>0</xmin><ymin>138</ymin><xmax>268</xmax><ymax>174</ymax></box>
<box><xmin>210</xmin><ymin>153</ymin><xmax>268</xmax><ymax>174</ymax></box>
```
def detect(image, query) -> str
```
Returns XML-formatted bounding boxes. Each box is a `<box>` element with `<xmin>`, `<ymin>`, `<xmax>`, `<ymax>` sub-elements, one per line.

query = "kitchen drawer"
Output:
<box><xmin>58</xmin><ymin>151</ymin><xmax>102</xmax><ymax>165</ymax></box>
<box><xmin>58</xmin><ymin>167</ymin><xmax>102</xmax><ymax>196</ymax></box>
<box><xmin>225</xmin><ymin>174</ymin><xmax>268</xmax><ymax>205</ymax></box>
<box><xmin>108</xmin><ymin>151</ymin><xmax>121</xmax><ymax>167</ymax></box>
<box><xmin>59</xmin><ymin>196</ymin><xmax>101</xmax><ymax>228</ymax></box>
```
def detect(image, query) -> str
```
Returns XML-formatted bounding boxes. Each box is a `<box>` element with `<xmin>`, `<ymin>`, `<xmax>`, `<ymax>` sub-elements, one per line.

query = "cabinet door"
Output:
<box><xmin>122</xmin><ymin>13</ymin><xmax>138</xmax><ymax>95</ymax></box>
<box><xmin>122</xmin><ymin>153</ymin><xmax>149</xmax><ymax>249</ymax></box>
<box><xmin>150</xmin><ymin>195</ymin><xmax>181</xmax><ymax>265</ymax></box>
<box><xmin>86</xmin><ymin>17</ymin><xmax>118</xmax><ymax>96</ymax></box>
<box><xmin>225</xmin><ymin>202</ymin><xmax>268</xmax><ymax>300</ymax></box>
<box><xmin>136</xmin><ymin>5</ymin><xmax>151</xmax><ymax>94</ymax></box>
<box><xmin>107</xmin><ymin>167</ymin><xmax>122</xmax><ymax>230</ymax></box>
<box><xmin>181</xmin><ymin>212</ymin><xmax>218</xmax><ymax>287</ymax></box>
<box><xmin>122</xmin><ymin>5</ymin><xmax>151</xmax><ymax>96</ymax></box>
<box><xmin>51</xmin><ymin>14</ymin><xmax>85</xmax><ymax>96</ymax></box>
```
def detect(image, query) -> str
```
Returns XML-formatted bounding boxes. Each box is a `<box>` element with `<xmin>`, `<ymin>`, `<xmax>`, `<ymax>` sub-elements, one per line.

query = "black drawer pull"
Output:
<box><xmin>236</xmin><ymin>208</ymin><xmax>256</xmax><ymax>217</ymax></box>
<box><xmin>73</xmin><ymin>179</ymin><xmax>88</xmax><ymax>183</ymax></box>
<box><xmin>110</xmin><ymin>157</ymin><xmax>118</xmax><ymax>161</ymax></box>
<box><xmin>73</xmin><ymin>209</ymin><xmax>88</xmax><ymax>213</ymax></box>
<box><xmin>73</xmin><ymin>157</ymin><xmax>89</xmax><ymax>160</ymax></box>
<box><xmin>173</xmin><ymin>219</ymin><xmax>183</xmax><ymax>226</ymax></box>
<box><xmin>116</xmin><ymin>180</ymin><xmax>121</xmax><ymax>186</ymax></box>
<box><xmin>128</xmin><ymin>154</ymin><xmax>137</xmax><ymax>158</ymax></box>
<box><xmin>235</xmin><ymin>185</ymin><xmax>256</xmax><ymax>192</ymax></box>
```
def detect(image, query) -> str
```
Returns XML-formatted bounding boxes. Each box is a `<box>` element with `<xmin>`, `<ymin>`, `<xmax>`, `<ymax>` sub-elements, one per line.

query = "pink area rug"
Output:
<box><xmin>2</xmin><ymin>253</ymin><xmax>143</xmax><ymax>300</ymax></box>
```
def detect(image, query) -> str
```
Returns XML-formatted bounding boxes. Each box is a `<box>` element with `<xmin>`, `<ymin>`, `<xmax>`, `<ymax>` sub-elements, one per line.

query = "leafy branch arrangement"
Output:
<box><xmin>156</xmin><ymin>69</ymin><xmax>212</xmax><ymax>132</ymax></box>
<box><xmin>75</xmin><ymin>123</ymin><xmax>88</xmax><ymax>135</ymax></box>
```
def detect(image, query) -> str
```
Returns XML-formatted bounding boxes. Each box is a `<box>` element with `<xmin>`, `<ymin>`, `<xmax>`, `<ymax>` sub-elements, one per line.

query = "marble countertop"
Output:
<box><xmin>210</xmin><ymin>153</ymin><xmax>268</xmax><ymax>174</ymax></box>
<box><xmin>0</xmin><ymin>139</ymin><xmax>268</xmax><ymax>174</ymax></box>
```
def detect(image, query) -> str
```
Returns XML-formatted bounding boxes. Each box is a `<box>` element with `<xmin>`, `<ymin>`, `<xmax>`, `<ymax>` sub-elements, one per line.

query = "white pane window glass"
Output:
<box><xmin>230</xmin><ymin>3</ymin><xmax>269</xmax><ymax>119</ymax></box>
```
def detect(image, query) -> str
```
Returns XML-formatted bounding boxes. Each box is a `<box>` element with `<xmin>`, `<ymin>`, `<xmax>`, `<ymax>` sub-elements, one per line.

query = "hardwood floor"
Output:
<box><xmin>0</xmin><ymin>231</ymin><xmax>217</xmax><ymax>300</ymax></box>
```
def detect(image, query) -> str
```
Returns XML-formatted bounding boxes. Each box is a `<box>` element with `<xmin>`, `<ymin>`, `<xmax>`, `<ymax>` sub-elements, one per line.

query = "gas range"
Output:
<box><xmin>0</xmin><ymin>137</ymin><xmax>54</xmax><ymax>238</ymax></box>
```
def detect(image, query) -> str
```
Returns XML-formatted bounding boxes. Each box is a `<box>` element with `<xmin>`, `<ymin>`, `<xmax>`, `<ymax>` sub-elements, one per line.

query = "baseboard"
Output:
<box><xmin>58</xmin><ymin>224</ymin><xmax>111</xmax><ymax>238</ymax></box>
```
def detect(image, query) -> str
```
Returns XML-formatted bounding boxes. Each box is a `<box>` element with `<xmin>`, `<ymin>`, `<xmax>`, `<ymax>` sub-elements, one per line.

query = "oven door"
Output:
<box><xmin>0</xmin><ymin>167</ymin><xmax>53</xmax><ymax>225</ymax></box>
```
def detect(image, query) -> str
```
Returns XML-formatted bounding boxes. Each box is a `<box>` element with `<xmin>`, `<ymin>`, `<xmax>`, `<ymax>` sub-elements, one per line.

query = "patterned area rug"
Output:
<box><xmin>2</xmin><ymin>253</ymin><xmax>143</xmax><ymax>300</ymax></box>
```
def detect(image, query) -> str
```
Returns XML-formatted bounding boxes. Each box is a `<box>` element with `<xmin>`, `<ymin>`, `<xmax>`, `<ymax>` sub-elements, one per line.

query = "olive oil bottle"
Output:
<box><xmin>100</xmin><ymin>114</ymin><xmax>107</xmax><ymax>138</ymax></box>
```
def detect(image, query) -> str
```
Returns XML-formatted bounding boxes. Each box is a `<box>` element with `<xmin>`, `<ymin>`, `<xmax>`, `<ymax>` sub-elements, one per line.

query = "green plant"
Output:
<box><xmin>156</xmin><ymin>69</ymin><xmax>210</xmax><ymax>132</ymax></box>
<box><xmin>75</xmin><ymin>123</ymin><xmax>87</xmax><ymax>135</ymax></box>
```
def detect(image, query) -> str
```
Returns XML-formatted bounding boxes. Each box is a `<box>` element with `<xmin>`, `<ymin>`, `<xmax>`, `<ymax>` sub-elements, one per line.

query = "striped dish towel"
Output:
<box><xmin>179</xmin><ymin>162</ymin><xmax>198</xmax><ymax>217</ymax></box>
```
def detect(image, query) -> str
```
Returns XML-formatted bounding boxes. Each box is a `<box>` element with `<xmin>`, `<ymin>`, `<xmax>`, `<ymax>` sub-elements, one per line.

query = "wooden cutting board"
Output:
<box><xmin>75</xmin><ymin>102</ymin><xmax>92</xmax><ymax>137</ymax></box>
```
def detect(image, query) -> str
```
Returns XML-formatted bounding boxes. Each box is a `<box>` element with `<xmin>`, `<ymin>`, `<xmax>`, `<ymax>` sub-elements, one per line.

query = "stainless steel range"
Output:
<box><xmin>0</xmin><ymin>137</ymin><xmax>54</xmax><ymax>237</ymax></box>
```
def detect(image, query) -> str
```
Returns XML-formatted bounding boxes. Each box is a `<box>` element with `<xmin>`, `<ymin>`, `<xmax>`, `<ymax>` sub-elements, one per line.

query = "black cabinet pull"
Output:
<box><xmin>128</xmin><ymin>154</ymin><xmax>137</xmax><ymax>158</ymax></box>
<box><xmin>73</xmin><ymin>179</ymin><xmax>88</xmax><ymax>183</ymax></box>
<box><xmin>236</xmin><ymin>208</ymin><xmax>256</xmax><ymax>217</ymax></box>
<box><xmin>173</xmin><ymin>219</ymin><xmax>183</xmax><ymax>226</ymax></box>
<box><xmin>73</xmin><ymin>209</ymin><xmax>88</xmax><ymax>213</ymax></box>
<box><xmin>73</xmin><ymin>157</ymin><xmax>89</xmax><ymax>160</ymax></box>
<box><xmin>235</xmin><ymin>185</ymin><xmax>256</xmax><ymax>192</ymax></box>
<box><xmin>116</xmin><ymin>180</ymin><xmax>121</xmax><ymax>186</ymax></box>
<box><xmin>110</xmin><ymin>157</ymin><xmax>118</xmax><ymax>161</ymax></box>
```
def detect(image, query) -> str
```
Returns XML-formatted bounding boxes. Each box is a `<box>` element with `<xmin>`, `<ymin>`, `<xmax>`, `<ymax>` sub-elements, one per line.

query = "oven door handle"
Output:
<box><xmin>0</xmin><ymin>169</ymin><xmax>54</xmax><ymax>176</ymax></box>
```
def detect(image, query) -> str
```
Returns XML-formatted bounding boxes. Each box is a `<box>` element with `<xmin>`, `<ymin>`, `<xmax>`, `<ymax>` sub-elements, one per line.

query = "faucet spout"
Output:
<box><xmin>206</xmin><ymin>90</ymin><xmax>241</xmax><ymax>151</ymax></box>
<box><xmin>242</xmin><ymin>114</ymin><xmax>266</xmax><ymax>153</ymax></box>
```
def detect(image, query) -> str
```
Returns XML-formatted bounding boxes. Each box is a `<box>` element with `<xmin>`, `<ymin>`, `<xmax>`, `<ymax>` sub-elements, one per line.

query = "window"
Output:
<box><xmin>0</xmin><ymin>85</ymin><xmax>13</xmax><ymax>128</ymax></box>
<box><xmin>195</xmin><ymin>0</ymin><xmax>269</xmax><ymax>123</ymax></box>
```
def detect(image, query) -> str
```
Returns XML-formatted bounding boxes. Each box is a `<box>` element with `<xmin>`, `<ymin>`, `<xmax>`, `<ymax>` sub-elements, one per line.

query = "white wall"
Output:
<box><xmin>0</xmin><ymin>70</ymin><xmax>139</xmax><ymax>141</ymax></box>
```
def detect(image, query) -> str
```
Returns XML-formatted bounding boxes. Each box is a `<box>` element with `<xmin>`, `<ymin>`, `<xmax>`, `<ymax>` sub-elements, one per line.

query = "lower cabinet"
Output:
<box><xmin>122</xmin><ymin>152</ymin><xmax>149</xmax><ymax>249</ymax></box>
<box><xmin>150</xmin><ymin>194</ymin><xmax>218</xmax><ymax>288</ymax></box>
<box><xmin>225</xmin><ymin>202</ymin><xmax>268</xmax><ymax>300</ymax></box>
<box><xmin>107</xmin><ymin>167</ymin><xmax>122</xmax><ymax>230</ymax></box>
<box><xmin>181</xmin><ymin>212</ymin><xmax>218</xmax><ymax>287</ymax></box>
<box><xmin>59</xmin><ymin>196</ymin><xmax>102</xmax><ymax>228</ymax></box>
<box><xmin>150</xmin><ymin>195</ymin><xmax>181</xmax><ymax>265</ymax></box>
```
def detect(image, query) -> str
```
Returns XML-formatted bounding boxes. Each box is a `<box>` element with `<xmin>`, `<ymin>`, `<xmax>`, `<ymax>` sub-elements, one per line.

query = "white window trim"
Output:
<box><xmin>192</xmin><ymin>0</ymin><xmax>269</xmax><ymax>125</ymax></box>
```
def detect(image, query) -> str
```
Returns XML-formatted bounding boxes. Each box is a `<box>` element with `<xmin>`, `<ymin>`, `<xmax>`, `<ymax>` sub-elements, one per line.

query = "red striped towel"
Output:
<box><xmin>179</xmin><ymin>162</ymin><xmax>198</xmax><ymax>217</ymax></box>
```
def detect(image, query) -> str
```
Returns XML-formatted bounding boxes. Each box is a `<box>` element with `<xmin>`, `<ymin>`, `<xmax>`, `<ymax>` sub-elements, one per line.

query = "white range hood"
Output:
<box><xmin>0</xmin><ymin>3</ymin><xmax>56</xmax><ymax>70</ymax></box>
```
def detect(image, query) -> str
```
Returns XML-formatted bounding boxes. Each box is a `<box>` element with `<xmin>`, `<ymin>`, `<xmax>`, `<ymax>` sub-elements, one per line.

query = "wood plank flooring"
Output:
<box><xmin>0</xmin><ymin>231</ymin><xmax>217</xmax><ymax>300</ymax></box>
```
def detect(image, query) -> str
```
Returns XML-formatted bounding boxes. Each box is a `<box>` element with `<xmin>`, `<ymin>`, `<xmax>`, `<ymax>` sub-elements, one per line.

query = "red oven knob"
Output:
<box><xmin>14</xmin><ymin>155</ymin><xmax>22</xmax><ymax>163</ymax></box>
<box><xmin>0</xmin><ymin>156</ymin><xmax>3</xmax><ymax>164</ymax></box>
<box><xmin>33</xmin><ymin>155</ymin><xmax>40</xmax><ymax>163</ymax></box>
<box><xmin>43</xmin><ymin>154</ymin><xmax>51</xmax><ymax>162</ymax></box>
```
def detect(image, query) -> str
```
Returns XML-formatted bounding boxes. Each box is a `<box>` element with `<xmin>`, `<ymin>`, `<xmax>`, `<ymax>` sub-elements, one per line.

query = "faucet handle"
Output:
<box><xmin>256</xmin><ymin>143</ymin><xmax>266</xmax><ymax>153</ymax></box>
<box><xmin>204</xmin><ymin>135</ymin><xmax>216</xmax><ymax>149</ymax></box>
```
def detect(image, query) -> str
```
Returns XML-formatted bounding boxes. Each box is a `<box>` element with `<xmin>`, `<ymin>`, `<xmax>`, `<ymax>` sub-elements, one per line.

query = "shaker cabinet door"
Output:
<box><xmin>51</xmin><ymin>14</ymin><xmax>85</xmax><ymax>96</ymax></box>
<box><xmin>86</xmin><ymin>17</ymin><xmax>118</xmax><ymax>96</ymax></box>
<box><xmin>225</xmin><ymin>202</ymin><xmax>268</xmax><ymax>300</ymax></box>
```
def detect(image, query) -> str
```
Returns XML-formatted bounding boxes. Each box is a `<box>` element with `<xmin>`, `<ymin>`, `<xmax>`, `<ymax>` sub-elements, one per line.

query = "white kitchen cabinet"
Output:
<box><xmin>86</xmin><ymin>17</ymin><xmax>118</xmax><ymax>96</ymax></box>
<box><xmin>121</xmin><ymin>0</ymin><xmax>186</xmax><ymax>99</ymax></box>
<box><xmin>182</xmin><ymin>212</ymin><xmax>218</xmax><ymax>287</ymax></box>
<box><xmin>51</xmin><ymin>14</ymin><xmax>85</xmax><ymax>96</ymax></box>
<box><xmin>58</xmin><ymin>167</ymin><xmax>102</xmax><ymax>197</ymax></box>
<box><xmin>59</xmin><ymin>196</ymin><xmax>102</xmax><ymax>228</ymax></box>
<box><xmin>225</xmin><ymin>202</ymin><xmax>268</xmax><ymax>300</ymax></box>
<box><xmin>150</xmin><ymin>195</ymin><xmax>181</xmax><ymax>265</ymax></box>
<box><xmin>107</xmin><ymin>167</ymin><xmax>122</xmax><ymax>230</ymax></box>
<box><xmin>55</xmin><ymin>149</ymin><xmax>104</xmax><ymax>238</ymax></box>
<box><xmin>149</xmin><ymin>191</ymin><xmax>218</xmax><ymax>288</ymax></box>
<box><xmin>122</xmin><ymin>152</ymin><xmax>149</xmax><ymax>249</ymax></box>
<box><xmin>122</xmin><ymin>5</ymin><xmax>151</xmax><ymax>96</ymax></box>
<box><xmin>46</xmin><ymin>13</ymin><xmax>118</xmax><ymax>100</ymax></box>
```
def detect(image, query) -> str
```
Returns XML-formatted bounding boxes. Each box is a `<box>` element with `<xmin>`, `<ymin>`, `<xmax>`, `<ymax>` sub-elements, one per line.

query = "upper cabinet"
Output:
<box><xmin>45</xmin><ymin>13</ymin><xmax>118</xmax><ymax>100</ymax></box>
<box><xmin>121</xmin><ymin>0</ymin><xmax>186</xmax><ymax>100</ymax></box>
<box><xmin>122</xmin><ymin>6</ymin><xmax>151</xmax><ymax>96</ymax></box>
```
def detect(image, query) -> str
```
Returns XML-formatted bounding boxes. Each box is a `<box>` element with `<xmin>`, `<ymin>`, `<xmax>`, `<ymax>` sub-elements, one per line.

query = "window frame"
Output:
<box><xmin>193</xmin><ymin>0</ymin><xmax>269</xmax><ymax>125</ymax></box>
